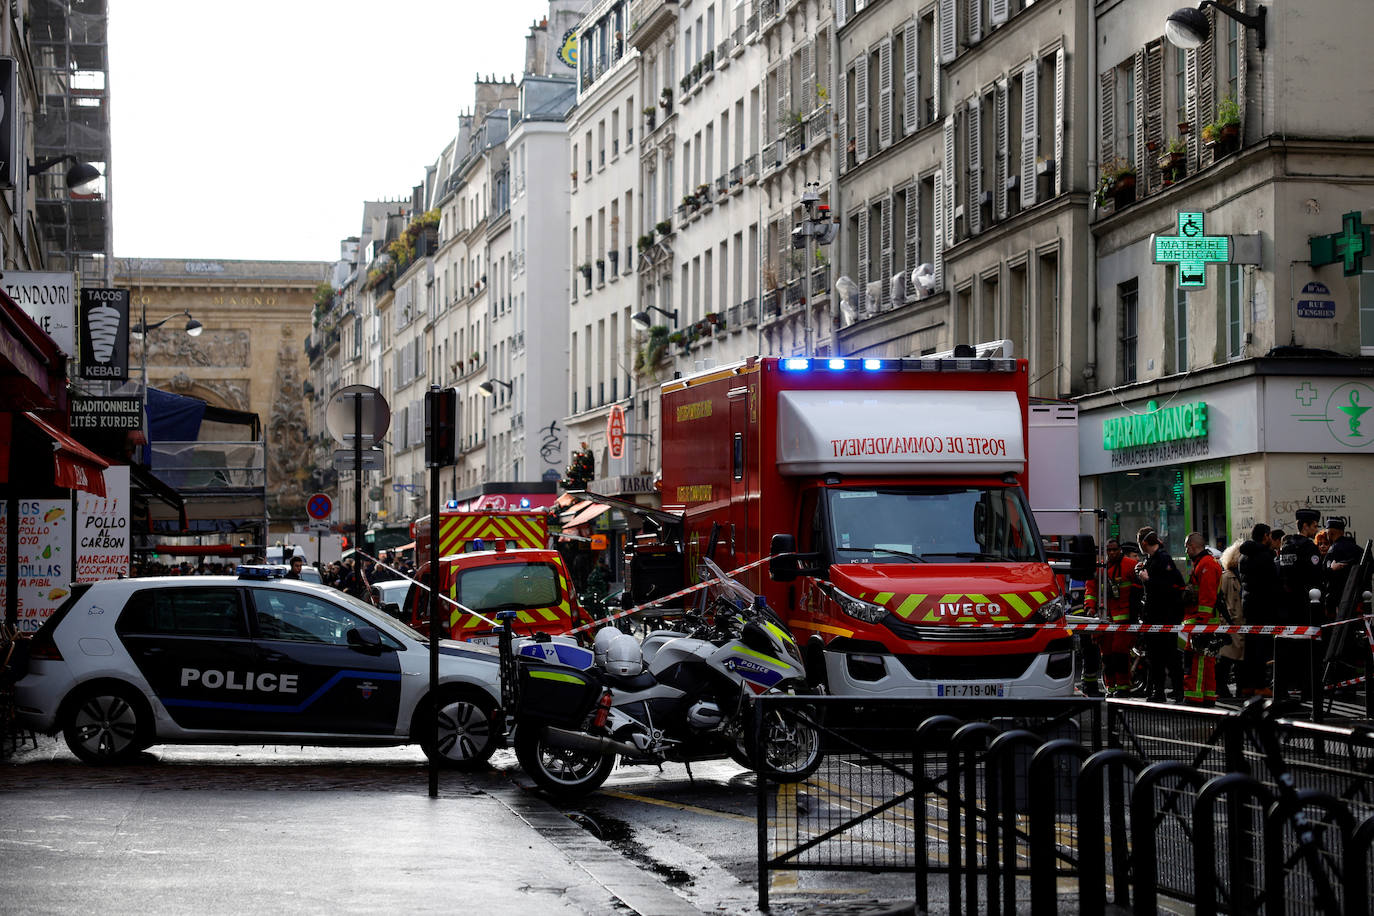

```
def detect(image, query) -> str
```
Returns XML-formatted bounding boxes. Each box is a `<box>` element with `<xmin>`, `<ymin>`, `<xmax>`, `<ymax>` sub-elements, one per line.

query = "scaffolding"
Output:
<box><xmin>30</xmin><ymin>0</ymin><xmax>111</xmax><ymax>286</ymax></box>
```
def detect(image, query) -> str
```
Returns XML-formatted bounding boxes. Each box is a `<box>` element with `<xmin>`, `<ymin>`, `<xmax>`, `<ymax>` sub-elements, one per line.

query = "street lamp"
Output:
<box><xmin>478</xmin><ymin>377</ymin><xmax>514</xmax><ymax>397</ymax></box>
<box><xmin>631</xmin><ymin>306</ymin><xmax>678</xmax><ymax>331</ymax></box>
<box><xmin>1165</xmin><ymin>2</ymin><xmax>1266</xmax><ymax>51</ymax></box>
<box><xmin>27</xmin><ymin>154</ymin><xmax>102</xmax><ymax>194</ymax></box>
<box><xmin>134</xmin><ymin>307</ymin><xmax>203</xmax><ymax>448</ymax></box>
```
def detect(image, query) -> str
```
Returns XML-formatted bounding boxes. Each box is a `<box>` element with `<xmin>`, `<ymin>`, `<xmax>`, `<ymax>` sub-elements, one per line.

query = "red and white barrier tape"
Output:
<box><xmin>1063</xmin><ymin>622</ymin><xmax>1323</xmax><ymax>637</ymax></box>
<box><xmin>351</xmin><ymin>550</ymin><xmax>500</xmax><ymax>628</ymax></box>
<box><xmin>1325</xmin><ymin>675</ymin><xmax>1369</xmax><ymax>692</ymax></box>
<box><xmin>568</xmin><ymin>555</ymin><xmax>777</xmax><ymax>635</ymax></box>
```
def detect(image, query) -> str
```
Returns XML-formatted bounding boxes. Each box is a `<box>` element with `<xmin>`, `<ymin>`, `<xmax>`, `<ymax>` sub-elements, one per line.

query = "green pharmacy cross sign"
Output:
<box><xmin>1309</xmin><ymin>211</ymin><xmax>1371</xmax><ymax>277</ymax></box>
<box><xmin>1152</xmin><ymin>211</ymin><xmax>1231</xmax><ymax>288</ymax></box>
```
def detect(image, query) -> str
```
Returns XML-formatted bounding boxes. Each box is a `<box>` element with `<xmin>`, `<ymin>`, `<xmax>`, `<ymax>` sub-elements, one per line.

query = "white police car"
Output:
<box><xmin>13</xmin><ymin>567</ymin><xmax>504</xmax><ymax>767</ymax></box>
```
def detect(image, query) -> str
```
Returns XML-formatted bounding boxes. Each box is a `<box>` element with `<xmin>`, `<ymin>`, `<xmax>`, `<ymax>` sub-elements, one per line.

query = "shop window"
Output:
<box><xmin>1360</xmin><ymin>270</ymin><xmax>1374</xmax><ymax>354</ymax></box>
<box><xmin>1119</xmin><ymin>279</ymin><xmax>1138</xmax><ymax>384</ymax></box>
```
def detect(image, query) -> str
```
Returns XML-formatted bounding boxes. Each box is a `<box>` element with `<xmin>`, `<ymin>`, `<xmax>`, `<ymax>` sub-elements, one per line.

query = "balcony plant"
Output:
<box><xmin>659</xmin><ymin>87</ymin><xmax>672</xmax><ymax>109</ymax></box>
<box><xmin>1202</xmin><ymin>96</ymin><xmax>1241</xmax><ymax>156</ymax></box>
<box><xmin>1157</xmin><ymin>136</ymin><xmax>1187</xmax><ymax>183</ymax></box>
<box><xmin>1094</xmin><ymin>158</ymin><xmax>1136</xmax><ymax>210</ymax></box>
<box><xmin>655</xmin><ymin>219</ymin><xmax>672</xmax><ymax>236</ymax></box>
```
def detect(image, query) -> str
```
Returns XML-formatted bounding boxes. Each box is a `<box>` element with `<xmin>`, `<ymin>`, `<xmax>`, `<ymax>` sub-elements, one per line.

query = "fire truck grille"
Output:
<box><xmin>895</xmin><ymin>652</ymin><xmax>1039</xmax><ymax>680</ymax></box>
<box><xmin>883</xmin><ymin>618</ymin><xmax>1031</xmax><ymax>642</ymax></box>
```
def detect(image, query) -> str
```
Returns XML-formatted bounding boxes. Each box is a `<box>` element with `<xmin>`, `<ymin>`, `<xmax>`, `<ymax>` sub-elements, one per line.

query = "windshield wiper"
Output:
<box><xmin>836</xmin><ymin>547</ymin><xmax>927</xmax><ymax>563</ymax></box>
<box><xmin>922</xmin><ymin>551</ymin><xmax>1016</xmax><ymax>561</ymax></box>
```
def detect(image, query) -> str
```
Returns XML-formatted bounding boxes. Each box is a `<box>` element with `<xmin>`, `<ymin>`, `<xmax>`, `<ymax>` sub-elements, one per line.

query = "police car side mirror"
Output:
<box><xmin>380</xmin><ymin>602</ymin><xmax>403</xmax><ymax>620</ymax></box>
<box><xmin>347</xmin><ymin>626</ymin><xmax>385</xmax><ymax>652</ymax></box>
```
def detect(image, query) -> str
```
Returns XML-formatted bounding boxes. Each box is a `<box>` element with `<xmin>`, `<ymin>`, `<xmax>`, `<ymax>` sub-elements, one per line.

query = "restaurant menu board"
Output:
<box><xmin>76</xmin><ymin>466</ymin><xmax>130</xmax><ymax>583</ymax></box>
<box><xmin>0</xmin><ymin>499</ymin><xmax>73</xmax><ymax>632</ymax></box>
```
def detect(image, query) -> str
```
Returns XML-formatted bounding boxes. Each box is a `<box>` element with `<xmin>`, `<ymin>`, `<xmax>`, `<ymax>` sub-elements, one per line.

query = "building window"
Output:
<box><xmin>1119</xmin><ymin>279</ymin><xmax>1138</xmax><ymax>384</ymax></box>
<box><xmin>1223</xmin><ymin>264</ymin><xmax>1243</xmax><ymax>358</ymax></box>
<box><xmin>1123</xmin><ymin>63</ymin><xmax>1137</xmax><ymax>170</ymax></box>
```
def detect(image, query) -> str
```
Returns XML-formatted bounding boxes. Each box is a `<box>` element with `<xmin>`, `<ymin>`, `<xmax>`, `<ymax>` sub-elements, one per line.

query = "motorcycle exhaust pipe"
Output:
<box><xmin>543</xmin><ymin>725</ymin><xmax>640</xmax><ymax>758</ymax></box>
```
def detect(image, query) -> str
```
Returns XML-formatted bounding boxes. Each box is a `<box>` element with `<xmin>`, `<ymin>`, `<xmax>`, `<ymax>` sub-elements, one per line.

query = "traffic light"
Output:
<box><xmin>426</xmin><ymin>386</ymin><xmax>459</xmax><ymax>468</ymax></box>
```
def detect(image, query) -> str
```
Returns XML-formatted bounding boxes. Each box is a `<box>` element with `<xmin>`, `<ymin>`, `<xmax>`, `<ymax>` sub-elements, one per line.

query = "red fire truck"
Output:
<box><xmin>643</xmin><ymin>354</ymin><xmax>1093</xmax><ymax>698</ymax></box>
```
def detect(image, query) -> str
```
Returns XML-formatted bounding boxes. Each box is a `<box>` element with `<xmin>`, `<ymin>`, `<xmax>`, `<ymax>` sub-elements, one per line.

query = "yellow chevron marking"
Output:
<box><xmin>874</xmin><ymin>592</ymin><xmax>894</xmax><ymax>605</ymax></box>
<box><xmin>537</xmin><ymin>607</ymin><xmax>559</xmax><ymax>622</ymax></box>
<box><xmin>1030</xmin><ymin>591</ymin><xmax>1048</xmax><ymax>603</ymax></box>
<box><xmin>938</xmin><ymin>594</ymin><xmax>962</xmax><ymax>605</ymax></box>
<box><xmin>788</xmin><ymin>619</ymin><xmax>855</xmax><ymax>638</ymax></box>
<box><xmin>1002</xmin><ymin>594</ymin><xmax>1033</xmax><ymax>617</ymax></box>
<box><xmin>516</xmin><ymin>611</ymin><xmax>535</xmax><ymax>623</ymax></box>
<box><xmin>894</xmin><ymin>595</ymin><xmax>923</xmax><ymax>618</ymax></box>
<box><xmin>968</xmin><ymin>594</ymin><xmax>992</xmax><ymax>605</ymax></box>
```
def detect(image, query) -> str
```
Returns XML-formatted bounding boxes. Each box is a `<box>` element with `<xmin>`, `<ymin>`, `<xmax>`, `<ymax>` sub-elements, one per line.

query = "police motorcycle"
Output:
<box><xmin>506</xmin><ymin>562</ymin><xmax>823</xmax><ymax>798</ymax></box>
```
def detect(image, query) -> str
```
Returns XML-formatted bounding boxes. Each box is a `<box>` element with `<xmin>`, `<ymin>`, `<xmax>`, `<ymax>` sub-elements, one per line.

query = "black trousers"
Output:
<box><xmin>1144</xmin><ymin>632</ymin><xmax>1184</xmax><ymax>698</ymax></box>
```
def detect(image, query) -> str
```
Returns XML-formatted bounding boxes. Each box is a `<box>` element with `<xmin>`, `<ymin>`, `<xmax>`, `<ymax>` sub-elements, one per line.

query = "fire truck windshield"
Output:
<box><xmin>457</xmin><ymin>563</ymin><xmax>560</xmax><ymax>611</ymax></box>
<box><xmin>825</xmin><ymin>486</ymin><xmax>1043</xmax><ymax>564</ymax></box>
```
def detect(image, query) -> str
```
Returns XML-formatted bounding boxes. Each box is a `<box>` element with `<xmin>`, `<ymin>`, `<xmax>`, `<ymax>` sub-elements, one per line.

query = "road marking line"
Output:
<box><xmin>599</xmin><ymin>790</ymin><xmax>755</xmax><ymax>822</ymax></box>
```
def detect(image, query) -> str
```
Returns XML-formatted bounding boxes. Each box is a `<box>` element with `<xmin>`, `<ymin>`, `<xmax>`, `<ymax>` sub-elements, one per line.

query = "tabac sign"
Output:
<box><xmin>1102</xmin><ymin>400</ymin><xmax>1209</xmax><ymax>450</ymax></box>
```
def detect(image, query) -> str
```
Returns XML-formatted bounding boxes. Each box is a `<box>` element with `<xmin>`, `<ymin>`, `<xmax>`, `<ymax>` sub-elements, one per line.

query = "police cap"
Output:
<box><xmin>1295</xmin><ymin>508</ymin><xmax>1320</xmax><ymax>525</ymax></box>
<box><xmin>1324</xmin><ymin>516</ymin><xmax>1347</xmax><ymax>531</ymax></box>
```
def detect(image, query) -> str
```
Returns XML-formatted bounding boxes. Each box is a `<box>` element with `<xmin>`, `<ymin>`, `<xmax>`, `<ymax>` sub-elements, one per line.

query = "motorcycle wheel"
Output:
<box><xmin>514</xmin><ymin>726</ymin><xmax>616</xmax><ymax>799</ymax></box>
<box><xmin>736</xmin><ymin>704</ymin><xmax>824</xmax><ymax>782</ymax></box>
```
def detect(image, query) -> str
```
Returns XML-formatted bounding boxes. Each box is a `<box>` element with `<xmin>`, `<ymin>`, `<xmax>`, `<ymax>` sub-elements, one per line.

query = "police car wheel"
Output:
<box><xmin>62</xmin><ymin>684</ymin><xmax>150</xmax><ymax>765</ymax></box>
<box><xmin>418</xmin><ymin>687</ymin><xmax>497</xmax><ymax>770</ymax></box>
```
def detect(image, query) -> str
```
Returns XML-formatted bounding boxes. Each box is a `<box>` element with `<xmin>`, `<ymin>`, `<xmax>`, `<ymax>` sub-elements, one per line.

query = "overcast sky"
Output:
<box><xmin>109</xmin><ymin>1</ymin><xmax>555</xmax><ymax>263</ymax></box>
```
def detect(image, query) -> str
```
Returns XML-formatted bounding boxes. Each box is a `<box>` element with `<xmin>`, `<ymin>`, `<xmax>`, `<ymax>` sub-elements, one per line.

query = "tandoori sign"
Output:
<box><xmin>1102</xmin><ymin>400</ymin><xmax>1209</xmax><ymax>450</ymax></box>
<box><xmin>1152</xmin><ymin>211</ymin><xmax>1231</xmax><ymax>288</ymax></box>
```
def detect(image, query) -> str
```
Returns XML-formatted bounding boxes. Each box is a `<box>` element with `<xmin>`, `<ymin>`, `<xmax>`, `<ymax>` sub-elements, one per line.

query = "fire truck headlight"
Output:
<box><xmin>829</xmin><ymin>586</ymin><xmax>889</xmax><ymax>624</ymax></box>
<box><xmin>1033</xmin><ymin>593</ymin><xmax>1072</xmax><ymax>623</ymax></box>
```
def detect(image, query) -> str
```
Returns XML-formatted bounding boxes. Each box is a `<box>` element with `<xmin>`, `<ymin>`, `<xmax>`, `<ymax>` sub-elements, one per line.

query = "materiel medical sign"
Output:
<box><xmin>1152</xmin><ymin>211</ymin><xmax>1231</xmax><ymax>289</ymax></box>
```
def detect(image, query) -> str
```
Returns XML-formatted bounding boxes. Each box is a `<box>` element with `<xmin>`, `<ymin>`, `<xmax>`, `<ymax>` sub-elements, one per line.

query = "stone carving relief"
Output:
<box><xmin>268</xmin><ymin>324</ymin><xmax>309</xmax><ymax>513</ymax></box>
<box><xmin>166</xmin><ymin>372</ymin><xmax>251</xmax><ymax>411</ymax></box>
<box><xmin>144</xmin><ymin>330</ymin><xmax>251</xmax><ymax>368</ymax></box>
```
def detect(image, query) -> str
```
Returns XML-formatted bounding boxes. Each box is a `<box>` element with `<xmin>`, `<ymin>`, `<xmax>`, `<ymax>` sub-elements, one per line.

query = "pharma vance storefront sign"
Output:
<box><xmin>1102</xmin><ymin>400</ymin><xmax>1208</xmax><ymax>449</ymax></box>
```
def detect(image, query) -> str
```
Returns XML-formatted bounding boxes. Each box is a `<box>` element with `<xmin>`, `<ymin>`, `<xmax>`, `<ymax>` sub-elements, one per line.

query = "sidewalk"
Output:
<box><xmin>0</xmin><ymin>739</ymin><xmax>706</xmax><ymax>916</ymax></box>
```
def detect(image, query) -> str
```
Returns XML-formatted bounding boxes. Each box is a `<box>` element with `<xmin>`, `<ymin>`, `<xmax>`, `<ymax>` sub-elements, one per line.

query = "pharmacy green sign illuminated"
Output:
<box><xmin>1152</xmin><ymin>211</ymin><xmax>1231</xmax><ymax>288</ymax></box>
<box><xmin>1102</xmin><ymin>400</ymin><xmax>1209</xmax><ymax>450</ymax></box>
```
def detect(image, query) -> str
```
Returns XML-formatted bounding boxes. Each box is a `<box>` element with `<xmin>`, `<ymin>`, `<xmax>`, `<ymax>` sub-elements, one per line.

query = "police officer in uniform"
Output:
<box><xmin>1276</xmin><ymin>508</ymin><xmax>1323</xmax><ymax>697</ymax></box>
<box><xmin>1321</xmin><ymin>517</ymin><xmax>1361</xmax><ymax>619</ymax></box>
<box><xmin>1135</xmin><ymin>527</ymin><xmax>1186</xmax><ymax>702</ymax></box>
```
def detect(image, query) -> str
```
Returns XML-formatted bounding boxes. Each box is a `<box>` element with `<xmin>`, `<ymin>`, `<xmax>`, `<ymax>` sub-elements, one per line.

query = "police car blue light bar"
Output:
<box><xmin>236</xmin><ymin>565</ymin><xmax>286</xmax><ymax>580</ymax></box>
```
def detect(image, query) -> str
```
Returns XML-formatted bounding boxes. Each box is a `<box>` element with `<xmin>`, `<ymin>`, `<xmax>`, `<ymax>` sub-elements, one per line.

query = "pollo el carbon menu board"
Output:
<box><xmin>0</xmin><ymin>499</ymin><xmax>73</xmax><ymax>632</ymax></box>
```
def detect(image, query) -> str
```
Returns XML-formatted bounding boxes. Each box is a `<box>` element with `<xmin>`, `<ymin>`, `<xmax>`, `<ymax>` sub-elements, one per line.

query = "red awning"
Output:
<box><xmin>563</xmin><ymin>501</ymin><xmax>611</xmax><ymax>530</ymax></box>
<box><xmin>24</xmin><ymin>411</ymin><xmax>110</xmax><ymax>497</ymax></box>
<box><xmin>0</xmin><ymin>288</ymin><xmax>67</xmax><ymax>413</ymax></box>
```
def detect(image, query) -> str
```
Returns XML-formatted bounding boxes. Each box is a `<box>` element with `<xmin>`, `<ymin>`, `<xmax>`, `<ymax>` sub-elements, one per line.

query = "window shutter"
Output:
<box><xmin>836</xmin><ymin>0</ymin><xmax>848</xmax><ymax>28</ymax></box>
<box><xmin>904</xmin><ymin>183</ymin><xmax>919</xmax><ymax>278</ymax></box>
<box><xmin>967</xmin><ymin>96</ymin><xmax>982</xmax><ymax>235</ymax></box>
<box><xmin>1020</xmin><ymin>60</ymin><xmax>1037</xmax><ymax>210</ymax></box>
<box><xmin>766</xmin><ymin>67</ymin><xmax>778</xmax><ymax>142</ymax></box>
<box><xmin>855</xmin><ymin>53</ymin><xmax>870</xmax><ymax>162</ymax></box>
<box><xmin>838</xmin><ymin>63</ymin><xmax>849</xmax><ymax>173</ymax></box>
<box><xmin>996</xmin><ymin>78</ymin><xmax>1009</xmax><ymax>220</ymax></box>
<box><xmin>801</xmin><ymin>41</ymin><xmax>815</xmax><ymax>113</ymax></box>
<box><xmin>1144</xmin><ymin>40</ymin><xmax>1164</xmax><ymax>194</ymax></box>
<box><xmin>1133</xmin><ymin>50</ymin><xmax>1146</xmax><ymax>176</ymax></box>
<box><xmin>878</xmin><ymin>39</ymin><xmax>893</xmax><ymax>149</ymax></box>
<box><xmin>1099</xmin><ymin>68</ymin><xmax>1114</xmax><ymax>171</ymax></box>
<box><xmin>938</xmin><ymin>0</ymin><xmax>956</xmax><ymax>65</ymax></box>
<box><xmin>933</xmin><ymin>169</ymin><xmax>945</xmax><ymax>289</ymax></box>
<box><xmin>968</xmin><ymin>0</ymin><xmax>981</xmax><ymax>45</ymax></box>
<box><xmin>903</xmin><ymin>19</ymin><xmax>919</xmax><ymax>134</ymax></box>
<box><xmin>990</xmin><ymin>0</ymin><xmax>1009</xmax><ymax>27</ymax></box>
<box><xmin>1197</xmin><ymin>8</ymin><xmax>1215</xmax><ymax>167</ymax></box>
<box><xmin>1236</xmin><ymin>14</ymin><xmax>1247</xmax><ymax>138</ymax></box>
<box><xmin>779</xmin><ymin>58</ymin><xmax>791</xmax><ymax>131</ymax></box>
<box><xmin>856</xmin><ymin>204</ymin><xmax>870</xmax><ymax>314</ymax></box>
<box><xmin>943</xmin><ymin>112</ymin><xmax>956</xmax><ymax>248</ymax></box>
<box><xmin>1185</xmin><ymin>47</ymin><xmax>1199</xmax><ymax>166</ymax></box>
<box><xmin>880</xmin><ymin>194</ymin><xmax>894</xmax><ymax>308</ymax></box>
<box><xmin>1054</xmin><ymin>47</ymin><xmax>1066</xmax><ymax>196</ymax></box>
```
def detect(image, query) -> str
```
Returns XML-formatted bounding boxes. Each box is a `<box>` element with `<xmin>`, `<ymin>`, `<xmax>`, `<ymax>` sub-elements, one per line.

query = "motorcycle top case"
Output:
<box><xmin>516</xmin><ymin>659</ymin><xmax>602</xmax><ymax>726</ymax></box>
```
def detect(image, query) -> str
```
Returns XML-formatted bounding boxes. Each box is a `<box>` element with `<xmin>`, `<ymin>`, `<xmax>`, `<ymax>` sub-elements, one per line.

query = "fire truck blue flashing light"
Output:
<box><xmin>781</xmin><ymin>357</ymin><xmax>810</xmax><ymax>371</ymax></box>
<box><xmin>863</xmin><ymin>359</ymin><xmax>883</xmax><ymax>371</ymax></box>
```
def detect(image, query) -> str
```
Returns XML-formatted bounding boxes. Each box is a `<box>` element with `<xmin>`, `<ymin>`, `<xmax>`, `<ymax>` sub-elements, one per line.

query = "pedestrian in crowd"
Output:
<box><xmin>1276</xmin><ymin>509</ymin><xmax>1323</xmax><ymax>698</ymax></box>
<box><xmin>1237</xmin><ymin>523</ymin><xmax>1279</xmax><ymax>696</ymax></box>
<box><xmin>1182</xmin><ymin>532</ymin><xmax>1224</xmax><ymax>706</ymax></box>
<box><xmin>1083</xmin><ymin>538</ymin><xmax>1137</xmax><ymax>696</ymax></box>
<box><xmin>1321</xmin><ymin>516</ymin><xmax>1361</xmax><ymax>620</ymax></box>
<box><xmin>1267</xmin><ymin>529</ymin><xmax>1286</xmax><ymax>555</ymax></box>
<box><xmin>284</xmin><ymin>555</ymin><xmax>305</xmax><ymax>580</ymax></box>
<box><xmin>1314</xmin><ymin>529</ymin><xmax>1331</xmax><ymax>558</ymax></box>
<box><xmin>1134</xmin><ymin>527</ymin><xmax>1185</xmax><ymax>703</ymax></box>
<box><xmin>1217</xmin><ymin>539</ymin><xmax>1245</xmax><ymax>698</ymax></box>
<box><xmin>372</xmin><ymin>550</ymin><xmax>398</xmax><ymax>583</ymax></box>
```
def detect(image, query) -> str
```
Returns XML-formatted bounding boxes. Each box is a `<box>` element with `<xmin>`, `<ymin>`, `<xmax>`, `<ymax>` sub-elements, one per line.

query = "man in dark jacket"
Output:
<box><xmin>1236</xmin><ymin>523</ymin><xmax>1279</xmax><ymax>695</ymax></box>
<box><xmin>1135</xmin><ymin>527</ymin><xmax>1185</xmax><ymax>702</ymax></box>
<box><xmin>1321</xmin><ymin>517</ymin><xmax>1362</xmax><ymax>619</ymax></box>
<box><xmin>1276</xmin><ymin>509</ymin><xmax>1323</xmax><ymax>697</ymax></box>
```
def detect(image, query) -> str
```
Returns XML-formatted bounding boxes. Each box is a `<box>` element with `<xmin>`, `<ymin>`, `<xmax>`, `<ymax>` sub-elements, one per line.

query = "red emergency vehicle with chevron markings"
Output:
<box><xmin>408</xmin><ymin>511</ymin><xmax>587</xmax><ymax>643</ymax></box>
<box><xmin>653</xmin><ymin>354</ymin><xmax>1085</xmax><ymax>699</ymax></box>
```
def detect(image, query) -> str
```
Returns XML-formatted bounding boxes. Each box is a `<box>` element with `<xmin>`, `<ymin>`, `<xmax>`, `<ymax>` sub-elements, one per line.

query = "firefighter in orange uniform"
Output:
<box><xmin>1182</xmin><ymin>532</ymin><xmax>1224</xmax><ymax>706</ymax></box>
<box><xmin>1084</xmin><ymin>539</ymin><xmax>1137</xmax><ymax>696</ymax></box>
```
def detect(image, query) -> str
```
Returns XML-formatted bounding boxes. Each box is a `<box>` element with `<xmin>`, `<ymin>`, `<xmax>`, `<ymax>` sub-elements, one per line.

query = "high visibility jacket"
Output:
<box><xmin>1186</xmin><ymin>552</ymin><xmax>1223</xmax><ymax>624</ymax></box>
<box><xmin>1085</xmin><ymin>555</ymin><xmax>1137</xmax><ymax>622</ymax></box>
